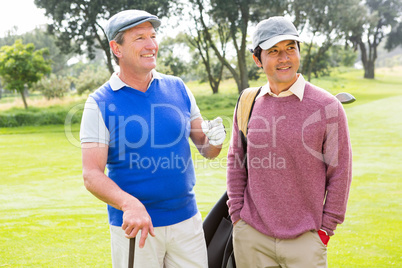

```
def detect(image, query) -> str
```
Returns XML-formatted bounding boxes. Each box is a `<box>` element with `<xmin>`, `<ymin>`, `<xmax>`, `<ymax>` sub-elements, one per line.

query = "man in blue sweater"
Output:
<box><xmin>80</xmin><ymin>10</ymin><xmax>225</xmax><ymax>268</ymax></box>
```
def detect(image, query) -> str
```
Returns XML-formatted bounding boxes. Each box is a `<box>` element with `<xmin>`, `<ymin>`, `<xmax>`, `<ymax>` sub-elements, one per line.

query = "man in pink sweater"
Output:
<box><xmin>226</xmin><ymin>16</ymin><xmax>352</xmax><ymax>267</ymax></box>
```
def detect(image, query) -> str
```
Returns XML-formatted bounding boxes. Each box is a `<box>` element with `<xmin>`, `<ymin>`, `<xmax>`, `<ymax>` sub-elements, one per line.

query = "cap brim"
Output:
<box><xmin>259</xmin><ymin>35</ymin><xmax>303</xmax><ymax>50</ymax></box>
<box><xmin>119</xmin><ymin>18</ymin><xmax>161</xmax><ymax>33</ymax></box>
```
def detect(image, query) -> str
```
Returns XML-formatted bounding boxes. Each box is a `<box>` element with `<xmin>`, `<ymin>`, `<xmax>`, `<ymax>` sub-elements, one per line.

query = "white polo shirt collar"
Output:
<box><xmin>256</xmin><ymin>74</ymin><xmax>306</xmax><ymax>101</ymax></box>
<box><xmin>109</xmin><ymin>69</ymin><xmax>162</xmax><ymax>91</ymax></box>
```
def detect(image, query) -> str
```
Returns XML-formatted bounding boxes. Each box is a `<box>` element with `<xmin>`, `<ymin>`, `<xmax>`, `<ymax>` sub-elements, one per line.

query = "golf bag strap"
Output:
<box><xmin>235</xmin><ymin>87</ymin><xmax>262</xmax><ymax>163</ymax></box>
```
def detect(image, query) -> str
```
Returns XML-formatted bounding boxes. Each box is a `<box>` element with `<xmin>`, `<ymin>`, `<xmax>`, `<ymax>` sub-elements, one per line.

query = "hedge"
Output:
<box><xmin>0</xmin><ymin>105</ymin><xmax>83</xmax><ymax>128</ymax></box>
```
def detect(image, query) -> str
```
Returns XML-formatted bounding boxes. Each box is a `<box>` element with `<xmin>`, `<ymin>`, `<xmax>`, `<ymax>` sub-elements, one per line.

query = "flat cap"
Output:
<box><xmin>252</xmin><ymin>16</ymin><xmax>302</xmax><ymax>51</ymax></box>
<box><xmin>105</xmin><ymin>10</ymin><xmax>161</xmax><ymax>41</ymax></box>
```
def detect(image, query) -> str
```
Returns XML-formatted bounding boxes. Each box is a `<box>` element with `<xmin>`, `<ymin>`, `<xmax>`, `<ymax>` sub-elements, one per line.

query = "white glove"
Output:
<box><xmin>201</xmin><ymin>117</ymin><xmax>226</xmax><ymax>146</ymax></box>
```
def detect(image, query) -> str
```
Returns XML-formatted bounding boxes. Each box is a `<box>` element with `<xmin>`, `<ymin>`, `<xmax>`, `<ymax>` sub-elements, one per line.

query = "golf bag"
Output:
<box><xmin>202</xmin><ymin>192</ymin><xmax>236</xmax><ymax>268</ymax></box>
<box><xmin>203</xmin><ymin>87</ymin><xmax>262</xmax><ymax>268</ymax></box>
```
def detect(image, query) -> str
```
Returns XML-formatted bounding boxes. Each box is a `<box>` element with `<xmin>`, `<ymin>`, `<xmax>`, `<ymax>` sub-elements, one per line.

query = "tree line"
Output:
<box><xmin>1</xmin><ymin>0</ymin><xmax>401</xmax><ymax>107</ymax></box>
<box><xmin>35</xmin><ymin>0</ymin><xmax>402</xmax><ymax>89</ymax></box>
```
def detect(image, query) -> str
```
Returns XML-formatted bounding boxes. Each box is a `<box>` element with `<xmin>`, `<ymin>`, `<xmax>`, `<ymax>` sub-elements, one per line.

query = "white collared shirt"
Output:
<box><xmin>256</xmin><ymin>74</ymin><xmax>306</xmax><ymax>101</ymax></box>
<box><xmin>109</xmin><ymin>69</ymin><xmax>162</xmax><ymax>91</ymax></box>
<box><xmin>80</xmin><ymin>70</ymin><xmax>201</xmax><ymax>145</ymax></box>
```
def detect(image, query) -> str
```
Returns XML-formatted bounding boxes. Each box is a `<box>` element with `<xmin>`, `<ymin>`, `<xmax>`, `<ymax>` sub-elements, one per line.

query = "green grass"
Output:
<box><xmin>330</xmin><ymin>95</ymin><xmax>402</xmax><ymax>266</ymax></box>
<box><xmin>1</xmin><ymin>67</ymin><xmax>401</xmax><ymax>267</ymax></box>
<box><xmin>0</xmin><ymin>124</ymin><xmax>111</xmax><ymax>267</ymax></box>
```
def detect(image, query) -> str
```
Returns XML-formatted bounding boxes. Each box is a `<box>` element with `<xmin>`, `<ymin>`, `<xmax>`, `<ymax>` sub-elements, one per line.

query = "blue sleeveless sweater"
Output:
<box><xmin>91</xmin><ymin>74</ymin><xmax>198</xmax><ymax>227</ymax></box>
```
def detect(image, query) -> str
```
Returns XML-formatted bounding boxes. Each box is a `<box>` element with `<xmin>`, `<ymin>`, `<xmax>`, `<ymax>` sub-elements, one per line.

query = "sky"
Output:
<box><xmin>0</xmin><ymin>0</ymin><xmax>50</xmax><ymax>38</ymax></box>
<box><xmin>0</xmin><ymin>0</ymin><xmax>182</xmax><ymax>40</ymax></box>
<box><xmin>0</xmin><ymin>0</ymin><xmax>189</xmax><ymax>63</ymax></box>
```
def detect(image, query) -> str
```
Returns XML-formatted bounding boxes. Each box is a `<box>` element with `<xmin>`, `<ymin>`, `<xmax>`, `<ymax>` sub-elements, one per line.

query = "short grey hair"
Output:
<box><xmin>112</xmin><ymin>31</ymin><xmax>125</xmax><ymax>65</ymax></box>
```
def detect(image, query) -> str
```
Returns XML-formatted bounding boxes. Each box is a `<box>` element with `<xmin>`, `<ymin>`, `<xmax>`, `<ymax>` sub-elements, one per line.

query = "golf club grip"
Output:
<box><xmin>128</xmin><ymin>237</ymin><xmax>135</xmax><ymax>268</ymax></box>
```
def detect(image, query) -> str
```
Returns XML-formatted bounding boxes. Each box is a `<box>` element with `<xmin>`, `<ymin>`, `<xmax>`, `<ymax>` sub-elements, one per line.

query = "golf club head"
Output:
<box><xmin>335</xmin><ymin>92</ymin><xmax>356</xmax><ymax>104</ymax></box>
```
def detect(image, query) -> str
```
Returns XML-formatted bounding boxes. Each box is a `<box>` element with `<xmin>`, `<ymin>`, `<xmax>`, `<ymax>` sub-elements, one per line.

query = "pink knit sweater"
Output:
<box><xmin>227</xmin><ymin>82</ymin><xmax>352</xmax><ymax>239</ymax></box>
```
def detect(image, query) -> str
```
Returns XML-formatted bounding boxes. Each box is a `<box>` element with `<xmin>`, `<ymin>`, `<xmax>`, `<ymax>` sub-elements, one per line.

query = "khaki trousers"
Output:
<box><xmin>233</xmin><ymin>220</ymin><xmax>327</xmax><ymax>268</ymax></box>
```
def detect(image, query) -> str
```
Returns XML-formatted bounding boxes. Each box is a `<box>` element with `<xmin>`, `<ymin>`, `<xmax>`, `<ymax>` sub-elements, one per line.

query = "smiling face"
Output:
<box><xmin>111</xmin><ymin>22</ymin><xmax>158</xmax><ymax>75</ymax></box>
<box><xmin>253</xmin><ymin>40</ymin><xmax>300</xmax><ymax>93</ymax></box>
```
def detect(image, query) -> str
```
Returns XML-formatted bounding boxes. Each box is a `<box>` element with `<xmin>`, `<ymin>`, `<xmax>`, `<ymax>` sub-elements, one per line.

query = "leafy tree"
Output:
<box><xmin>21</xmin><ymin>28</ymin><xmax>73</xmax><ymax>75</ymax></box>
<box><xmin>299</xmin><ymin>43</ymin><xmax>330</xmax><ymax>78</ymax></box>
<box><xmin>189</xmin><ymin>0</ymin><xmax>288</xmax><ymax>93</ymax></box>
<box><xmin>0</xmin><ymin>28</ymin><xmax>73</xmax><ymax>76</ymax></box>
<box><xmin>330</xmin><ymin>45</ymin><xmax>358</xmax><ymax>68</ymax></box>
<box><xmin>0</xmin><ymin>40</ymin><xmax>51</xmax><ymax>109</ymax></box>
<box><xmin>157</xmin><ymin>35</ymin><xmax>188</xmax><ymax>77</ymax></box>
<box><xmin>247</xmin><ymin>54</ymin><xmax>262</xmax><ymax>81</ymax></box>
<box><xmin>290</xmin><ymin>0</ymin><xmax>361</xmax><ymax>81</ymax></box>
<box><xmin>186</xmin><ymin>17</ymin><xmax>229</xmax><ymax>94</ymax></box>
<box><xmin>385</xmin><ymin>21</ymin><xmax>402</xmax><ymax>51</ymax></box>
<box><xmin>346</xmin><ymin>0</ymin><xmax>402</xmax><ymax>78</ymax></box>
<box><xmin>34</xmin><ymin>0</ymin><xmax>178</xmax><ymax>74</ymax></box>
<box><xmin>298</xmin><ymin>43</ymin><xmax>358</xmax><ymax>79</ymax></box>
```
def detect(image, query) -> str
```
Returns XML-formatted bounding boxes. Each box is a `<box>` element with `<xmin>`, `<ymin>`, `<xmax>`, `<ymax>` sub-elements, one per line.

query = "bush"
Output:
<box><xmin>75</xmin><ymin>66</ymin><xmax>109</xmax><ymax>95</ymax></box>
<box><xmin>0</xmin><ymin>115</ymin><xmax>18</xmax><ymax>127</ymax></box>
<box><xmin>34</xmin><ymin>74</ymin><xmax>71</xmax><ymax>100</ymax></box>
<box><xmin>0</xmin><ymin>105</ymin><xmax>83</xmax><ymax>127</ymax></box>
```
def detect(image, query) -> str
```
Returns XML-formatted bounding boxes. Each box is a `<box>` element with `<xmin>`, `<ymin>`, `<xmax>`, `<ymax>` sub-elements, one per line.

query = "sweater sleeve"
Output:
<box><xmin>226</xmin><ymin>107</ymin><xmax>249</xmax><ymax>223</ymax></box>
<box><xmin>321</xmin><ymin>101</ymin><xmax>353</xmax><ymax>236</ymax></box>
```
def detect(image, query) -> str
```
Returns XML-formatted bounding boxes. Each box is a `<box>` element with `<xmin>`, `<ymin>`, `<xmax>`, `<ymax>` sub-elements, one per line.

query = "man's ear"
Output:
<box><xmin>252</xmin><ymin>54</ymin><xmax>262</xmax><ymax>68</ymax></box>
<box><xmin>110</xmin><ymin>40</ymin><xmax>121</xmax><ymax>58</ymax></box>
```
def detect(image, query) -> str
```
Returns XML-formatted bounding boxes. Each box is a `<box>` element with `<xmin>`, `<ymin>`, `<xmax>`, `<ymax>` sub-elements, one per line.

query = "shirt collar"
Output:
<box><xmin>109</xmin><ymin>69</ymin><xmax>162</xmax><ymax>91</ymax></box>
<box><xmin>256</xmin><ymin>74</ymin><xmax>306</xmax><ymax>101</ymax></box>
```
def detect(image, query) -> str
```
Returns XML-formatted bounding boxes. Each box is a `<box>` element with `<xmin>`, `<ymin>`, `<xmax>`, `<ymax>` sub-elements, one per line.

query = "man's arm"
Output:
<box><xmin>321</xmin><ymin>102</ymin><xmax>353</xmax><ymax>236</ymax></box>
<box><xmin>81</xmin><ymin>143</ymin><xmax>155</xmax><ymax>248</ymax></box>
<box><xmin>190</xmin><ymin>117</ymin><xmax>224</xmax><ymax>159</ymax></box>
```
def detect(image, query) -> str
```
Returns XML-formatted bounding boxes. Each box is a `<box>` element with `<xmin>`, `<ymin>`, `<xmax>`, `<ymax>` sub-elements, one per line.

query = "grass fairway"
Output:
<box><xmin>1</xmin><ymin>68</ymin><xmax>401</xmax><ymax>267</ymax></box>
<box><xmin>0</xmin><ymin>125</ymin><xmax>111</xmax><ymax>267</ymax></box>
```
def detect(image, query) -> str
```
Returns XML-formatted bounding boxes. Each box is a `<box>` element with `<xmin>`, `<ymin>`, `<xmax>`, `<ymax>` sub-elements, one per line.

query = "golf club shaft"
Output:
<box><xmin>128</xmin><ymin>237</ymin><xmax>135</xmax><ymax>268</ymax></box>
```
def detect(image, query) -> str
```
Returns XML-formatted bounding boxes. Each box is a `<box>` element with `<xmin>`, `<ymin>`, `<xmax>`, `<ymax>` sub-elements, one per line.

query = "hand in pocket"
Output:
<box><xmin>317</xmin><ymin>230</ymin><xmax>330</xmax><ymax>246</ymax></box>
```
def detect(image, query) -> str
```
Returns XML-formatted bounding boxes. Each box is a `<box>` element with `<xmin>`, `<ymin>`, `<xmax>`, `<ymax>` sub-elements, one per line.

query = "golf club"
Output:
<box><xmin>335</xmin><ymin>92</ymin><xmax>356</xmax><ymax>104</ymax></box>
<box><xmin>128</xmin><ymin>237</ymin><xmax>135</xmax><ymax>268</ymax></box>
